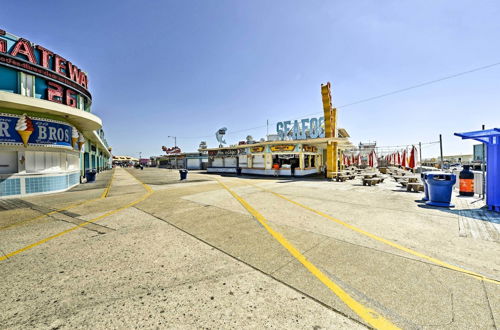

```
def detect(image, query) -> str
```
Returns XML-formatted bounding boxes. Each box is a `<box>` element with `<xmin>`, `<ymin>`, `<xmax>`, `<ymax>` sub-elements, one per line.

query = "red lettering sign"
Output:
<box><xmin>65</xmin><ymin>89</ymin><xmax>77</xmax><ymax>108</ymax></box>
<box><xmin>67</xmin><ymin>61</ymin><xmax>81</xmax><ymax>83</ymax></box>
<box><xmin>10</xmin><ymin>39</ymin><xmax>36</xmax><ymax>64</ymax></box>
<box><xmin>54</xmin><ymin>55</ymin><xmax>66</xmax><ymax>75</ymax></box>
<box><xmin>47</xmin><ymin>81</ymin><xmax>63</xmax><ymax>103</ymax></box>
<box><xmin>0</xmin><ymin>39</ymin><xmax>5</xmax><ymax>53</ymax></box>
<box><xmin>35</xmin><ymin>45</ymin><xmax>53</xmax><ymax>68</ymax></box>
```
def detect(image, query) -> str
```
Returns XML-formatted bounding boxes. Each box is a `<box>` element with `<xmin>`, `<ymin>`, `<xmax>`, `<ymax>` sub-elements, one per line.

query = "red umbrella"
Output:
<box><xmin>401</xmin><ymin>149</ymin><xmax>407</xmax><ymax>168</ymax></box>
<box><xmin>357</xmin><ymin>153</ymin><xmax>362</xmax><ymax>165</ymax></box>
<box><xmin>351</xmin><ymin>154</ymin><xmax>355</xmax><ymax>165</ymax></box>
<box><xmin>408</xmin><ymin>146</ymin><xmax>417</xmax><ymax>169</ymax></box>
<box><xmin>368</xmin><ymin>152</ymin><xmax>373</xmax><ymax>167</ymax></box>
<box><xmin>397</xmin><ymin>152</ymin><xmax>401</xmax><ymax>165</ymax></box>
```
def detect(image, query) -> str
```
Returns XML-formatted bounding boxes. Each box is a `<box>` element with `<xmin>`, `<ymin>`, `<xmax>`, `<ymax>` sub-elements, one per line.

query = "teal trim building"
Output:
<box><xmin>0</xmin><ymin>29</ymin><xmax>111</xmax><ymax>197</ymax></box>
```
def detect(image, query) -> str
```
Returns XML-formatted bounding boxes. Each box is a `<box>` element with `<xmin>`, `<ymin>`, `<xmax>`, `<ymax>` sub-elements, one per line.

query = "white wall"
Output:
<box><xmin>0</xmin><ymin>151</ymin><xmax>18</xmax><ymax>174</ymax></box>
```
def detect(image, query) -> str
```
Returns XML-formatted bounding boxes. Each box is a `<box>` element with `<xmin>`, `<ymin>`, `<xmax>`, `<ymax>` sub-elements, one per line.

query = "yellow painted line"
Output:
<box><xmin>0</xmin><ymin>170</ymin><xmax>116</xmax><ymax>232</ymax></box>
<box><xmin>216</xmin><ymin>179</ymin><xmax>399</xmax><ymax>330</ymax></box>
<box><xmin>100</xmin><ymin>168</ymin><xmax>115</xmax><ymax>198</ymax></box>
<box><xmin>0</xmin><ymin>170</ymin><xmax>152</xmax><ymax>262</ymax></box>
<box><xmin>243</xmin><ymin>180</ymin><xmax>500</xmax><ymax>285</ymax></box>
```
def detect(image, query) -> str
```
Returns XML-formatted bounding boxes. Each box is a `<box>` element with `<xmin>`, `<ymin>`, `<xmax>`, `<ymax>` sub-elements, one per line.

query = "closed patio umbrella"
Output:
<box><xmin>401</xmin><ymin>149</ymin><xmax>407</xmax><ymax>168</ymax></box>
<box><xmin>408</xmin><ymin>145</ymin><xmax>417</xmax><ymax>169</ymax></box>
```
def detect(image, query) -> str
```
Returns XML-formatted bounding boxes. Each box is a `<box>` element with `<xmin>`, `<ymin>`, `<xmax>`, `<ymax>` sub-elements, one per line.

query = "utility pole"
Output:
<box><xmin>482</xmin><ymin>124</ymin><xmax>486</xmax><ymax>199</ymax></box>
<box><xmin>266</xmin><ymin>119</ymin><xmax>269</xmax><ymax>141</ymax></box>
<box><xmin>439</xmin><ymin>134</ymin><xmax>444</xmax><ymax>169</ymax></box>
<box><xmin>419</xmin><ymin>142</ymin><xmax>422</xmax><ymax>167</ymax></box>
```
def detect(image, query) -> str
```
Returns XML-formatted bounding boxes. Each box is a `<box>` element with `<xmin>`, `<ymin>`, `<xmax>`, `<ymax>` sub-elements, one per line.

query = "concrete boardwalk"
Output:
<box><xmin>1</xmin><ymin>167</ymin><xmax>499</xmax><ymax>329</ymax></box>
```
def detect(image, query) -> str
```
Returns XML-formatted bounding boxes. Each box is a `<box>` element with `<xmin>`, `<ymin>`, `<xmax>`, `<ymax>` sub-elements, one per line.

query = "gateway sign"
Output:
<box><xmin>276</xmin><ymin>116</ymin><xmax>325</xmax><ymax>140</ymax></box>
<box><xmin>0</xmin><ymin>29</ymin><xmax>91</xmax><ymax>107</ymax></box>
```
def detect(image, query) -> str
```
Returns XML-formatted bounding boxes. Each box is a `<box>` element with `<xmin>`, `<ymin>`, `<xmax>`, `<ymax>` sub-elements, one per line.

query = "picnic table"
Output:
<box><xmin>362</xmin><ymin>177</ymin><xmax>382</xmax><ymax>186</ymax></box>
<box><xmin>393</xmin><ymin>175</ymin><xmax>407</xmax><ymax>182</ymax></box>
<box><xmin>407</xmin><ymin>182</ymin><xmax>424</xmax><ymax>192</ymax></box>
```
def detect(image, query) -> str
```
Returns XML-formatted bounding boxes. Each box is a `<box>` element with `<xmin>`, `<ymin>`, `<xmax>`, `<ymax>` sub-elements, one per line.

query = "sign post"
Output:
<box><xmin>321</xmin><ymin>82</ymin><xmax>338</xmax><ymax>178</ymax></box>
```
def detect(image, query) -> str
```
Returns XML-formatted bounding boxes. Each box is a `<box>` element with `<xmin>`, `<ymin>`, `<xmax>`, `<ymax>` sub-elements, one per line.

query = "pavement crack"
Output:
<box><xmin>424</xmin><ymin>265</ymin><xmax>454</xmax><ymax>327</ymax></box>
<box><xmin>481</xmin><ymin>280</ymin><xmax>498</xmax><ymax>329</ymax></box>
<box><xmin>133</xmin><ymin>206</ymin><xmax>369</xmax><ymax>329</ymax></box>
<box><xmin>269</xmin><ymin>236</ymin><xmax>330</xmax><ymax>275</ymax></box>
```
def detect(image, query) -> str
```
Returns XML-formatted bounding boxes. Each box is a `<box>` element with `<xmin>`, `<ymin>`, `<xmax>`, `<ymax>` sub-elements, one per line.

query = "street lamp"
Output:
<box><xmin>168</xmin><ymin>136</ymin><xmax>177</xmax><ymax>147</ymax></box>
<box><xmin>168</xmin><ymin>136</ymin><xmax>177</xmax><ymax>169</ymax></box>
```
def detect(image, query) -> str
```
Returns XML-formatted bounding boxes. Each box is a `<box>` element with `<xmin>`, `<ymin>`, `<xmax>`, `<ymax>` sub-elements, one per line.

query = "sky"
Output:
<box><xmin>3</xmin><ymin>0</ymin><xmax>500</xmax><ymax>159</ymax></box>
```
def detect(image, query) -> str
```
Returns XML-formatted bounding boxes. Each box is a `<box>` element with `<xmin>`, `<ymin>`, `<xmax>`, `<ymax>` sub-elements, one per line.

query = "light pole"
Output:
<box><xmin>168</xmin><ymin>136</ymin><xmax>177</xmax><ymax>169</ymax></box>
<box><xmin>168</xmin><ymin>136</ymin><xmax>177</xmax><ymax>147</ymax></box>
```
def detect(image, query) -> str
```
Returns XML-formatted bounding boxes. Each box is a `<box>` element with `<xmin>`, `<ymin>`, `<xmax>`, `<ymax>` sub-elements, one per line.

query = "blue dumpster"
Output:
<box><xmin>85</xmin><ymin>169</ymin><xmax>97</xmax><ymax>183</ymax></box>
<box><xmin>421</xmin><ymin>172</ymin><xmax>429</xmax><ymax>201</ymax></box>
<box><xmin>179</xmin><ymin>169</ymin><xmax>188</xmax><ymax>180</ymax></box>
<box><xmin>425</xmin><ymin>172</ymin><xmax>456</xmax><ymax>207</ymax></box>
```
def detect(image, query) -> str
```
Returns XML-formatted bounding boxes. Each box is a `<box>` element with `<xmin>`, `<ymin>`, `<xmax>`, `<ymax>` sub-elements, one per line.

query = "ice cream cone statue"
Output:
<box><xmin>77</xmin><ymin>133</ymin><xmax>85</xmax><ymax>151</ymax></box>
<box><xmin>15</xmin><ymin>114</ymin><xmax>34</xmax><ymax>147</ymax></box>
<box><xmin>72</xmin><ymin>127</ymin><xmax>79</xmax><ymax>149</ymax></box>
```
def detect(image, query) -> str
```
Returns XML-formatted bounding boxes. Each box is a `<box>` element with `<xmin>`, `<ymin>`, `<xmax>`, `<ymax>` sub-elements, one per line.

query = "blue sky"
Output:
<box><xmin>3</xmin><ymin>0</ymin><xmax>500</xmax><ymax>159</ymax></box>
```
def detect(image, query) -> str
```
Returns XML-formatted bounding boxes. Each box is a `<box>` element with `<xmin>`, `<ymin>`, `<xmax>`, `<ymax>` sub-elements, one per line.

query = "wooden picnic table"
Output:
<box><xmin>407</xmin><ymin>182</ymin><xmax>424</xmax><ymax>192</ymax></box>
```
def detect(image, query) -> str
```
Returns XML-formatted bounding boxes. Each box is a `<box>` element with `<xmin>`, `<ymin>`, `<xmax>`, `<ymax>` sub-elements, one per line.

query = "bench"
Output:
<box><xmin>407</xmin><ymin>182</ymin><xmax>424</xmax><ymax>192</ymax></box>
<box><xmin>407</xmin><ymin>177</ymin><xmax>419</xmax><ymax>183</ymax></box>
<box><xmin>362</xmin><ymin>177</ymin><xmax>381</xmax><ymax>186</ymax></box>
<box><xmin>336</xmin><ymin>175</ymin><xmax>349</xmax><ymax>182</ymax></box>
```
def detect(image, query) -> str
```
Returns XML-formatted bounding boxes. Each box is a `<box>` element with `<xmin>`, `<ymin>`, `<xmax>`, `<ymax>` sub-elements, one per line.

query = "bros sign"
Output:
<box><xmin>0</xmin><ymin>29</ymin><xmax>91</xmax><ymax>108</ymax></box>
<box><xmin>276</xmin><ymin>117</ymin><xmax>325</xmax><ymax>140</ymax></box>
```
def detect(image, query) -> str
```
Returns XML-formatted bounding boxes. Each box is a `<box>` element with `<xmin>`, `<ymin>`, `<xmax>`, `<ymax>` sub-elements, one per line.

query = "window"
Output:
<box><xmin>252</xmin><ymin>155</ymin><xmax>265</xmax><ymax>168</ymax></box>
<box><xmin>25</xmin><ymin>151</ymin><xmax>79</xmax><ymax>173</ymax></box>
<box><xmin>238</xmin><ymin>155</ymin><xmax>248</xmax><ymax>167</ymax></box>
<box><xmin>19</xmin><ymin>72</ymin><xmax>35</xmax><ymax>97</ymax></box>
<box><xmin>77</xmin><ymin>95</ymin><xmax>85</xmax><ymax>110</ymax></box>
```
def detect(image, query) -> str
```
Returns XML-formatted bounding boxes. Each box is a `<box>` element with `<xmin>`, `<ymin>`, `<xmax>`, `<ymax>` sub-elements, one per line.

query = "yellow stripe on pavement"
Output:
<box><xmin>216</xmin><ymin>179</ymin><xmax>400</xmax><ymax>330</ymax></box>
<box><xmin>0</xmin><ymin>170</ymin><xmax>152</xmax><ymax>262</ymax></box>
<box><xmin>0</xmin><ymin>170</ymin><xmax>116</xmax><ymax>232</ymax></box>
<box><xmin>100</xmin><ymin>168</ymin><xmax>115</xmax><ymax>198</ymax></box>
<box><xmin>244</xmin><ymin>180</ymin><xmax>500</xmax><ymax>285</ymax></box>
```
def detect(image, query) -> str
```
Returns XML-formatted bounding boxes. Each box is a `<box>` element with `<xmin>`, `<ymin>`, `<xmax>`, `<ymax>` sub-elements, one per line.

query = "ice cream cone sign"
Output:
<box><xmin>77</xmin><ymin>133</ymin><xmax>85</xmax><ymax>151</ymax></box>
<box><xmin>15</xmin><ymin>114</ymin><xmax>34</xmax><ymax>147</ymax></box>
<box><xmin>72</xmin><ymin>127</ymin><xmax>79</xmax><ymax>149</ymax></box>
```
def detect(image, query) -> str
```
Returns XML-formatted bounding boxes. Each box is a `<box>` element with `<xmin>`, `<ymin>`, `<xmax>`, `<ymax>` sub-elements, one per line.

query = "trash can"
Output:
<box><xmin>179</xmin><ymin>169</ymin><xmax>188</xmax><ymax>180</ymax></box>
<box><xmin>425</xmin><ymin>172</ymin><xmax>456</xmax><ymax>207</ymax></box>
<box><xmin>236</xmin><ymin>167</ymin><xmax>242</xmax><ymax>176</ymax></box>
<box><xmin>85</xmin><ymin>169</ymin><xmax>97</xmax><ymax>183</ymax></box>
<box><xmin>421</xmin><ymin>172</ymin><xmax>429</xmax><ymax>201</ymax></box>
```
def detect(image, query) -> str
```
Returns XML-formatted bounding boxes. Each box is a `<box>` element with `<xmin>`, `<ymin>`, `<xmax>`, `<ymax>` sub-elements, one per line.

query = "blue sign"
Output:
<box><xmin>276</xmin><ymin>117</ymin><xmax>325</xmax><ymax>140</ymax></box>
<box><xmin>0</xmin><ymin>114</ymin><xmax>72</xmax><ymax>147</ymax></box>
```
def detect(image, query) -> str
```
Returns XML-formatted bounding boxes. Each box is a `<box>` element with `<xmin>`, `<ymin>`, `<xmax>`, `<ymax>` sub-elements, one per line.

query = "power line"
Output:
<box><xmin>176</xmin><ymin>61</ymin><xmax>500</xmax><ymax>140</ymax></box>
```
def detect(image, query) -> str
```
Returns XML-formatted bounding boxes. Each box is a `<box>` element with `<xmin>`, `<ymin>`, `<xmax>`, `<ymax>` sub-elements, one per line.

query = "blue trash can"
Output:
<box><xmin>421</xmin><ymin>172</ymin><xmax>429</xmax><ymax>201</ymax></box>
<box><xmin>85</xmin><ymin>169</ymin><xmax>97</xmax><ymax>183</ymax></box>
<box><xmin>179</xmin><ymin>169</ymin><xmax>188</xmax><ymax>180</ymax></box>
<box><xmin>425</xmin><ymin>172</ymin><xmax>456</xmax><ymax>207</ymax></box>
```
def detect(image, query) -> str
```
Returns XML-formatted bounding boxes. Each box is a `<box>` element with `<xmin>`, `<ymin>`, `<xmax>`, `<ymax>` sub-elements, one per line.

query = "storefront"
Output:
<box><xmin>0</xmin><ymin>29</ymin><xmax>111</xmax><ymax>197</ymax></box>
<box><xmin>207</xmin><ymin>137</ymin><xmax>351</xmax><ymax>177</ymax></box>
<box><xmin>158</xmin><ymin>153</ymin><xmax>208</xmax><ymax>170</ymax></box>
<box><xmin>206</xmin><ymin>82</ymin><xmax>351</xmax><ymax>178</ymax></box>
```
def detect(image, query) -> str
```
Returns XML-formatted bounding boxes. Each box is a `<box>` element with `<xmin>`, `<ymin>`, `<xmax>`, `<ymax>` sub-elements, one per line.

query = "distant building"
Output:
<box><xmin>359</xmin><ymin>142</ymin><xmax>376</xmax><ymax>154</ymax></box>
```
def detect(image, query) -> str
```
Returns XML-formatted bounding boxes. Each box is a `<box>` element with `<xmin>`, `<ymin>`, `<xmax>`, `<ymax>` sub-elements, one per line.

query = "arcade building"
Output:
<box><xmin>0</xmin><ymin>29</ymin><xmax>111</xmax><ymax>197</ymax></box>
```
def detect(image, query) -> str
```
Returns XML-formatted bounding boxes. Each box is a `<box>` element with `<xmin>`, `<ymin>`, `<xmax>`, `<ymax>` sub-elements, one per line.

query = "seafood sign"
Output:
<box><xmin>0</xmin><ymin>113</ymin><xmax>73</xmax><ymax>147</ymax></box>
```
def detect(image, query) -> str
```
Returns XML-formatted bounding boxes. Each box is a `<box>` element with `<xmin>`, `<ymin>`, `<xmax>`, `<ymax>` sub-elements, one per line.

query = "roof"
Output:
<box><xmin>455</xmin><ymin>128</ymin><xmax>500</xmax><ymax>144</ymax></box>
<box><xmin>204</xmin><ymin>136</ymin><xmax>353</xmax><ymax>151</ymax></box>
